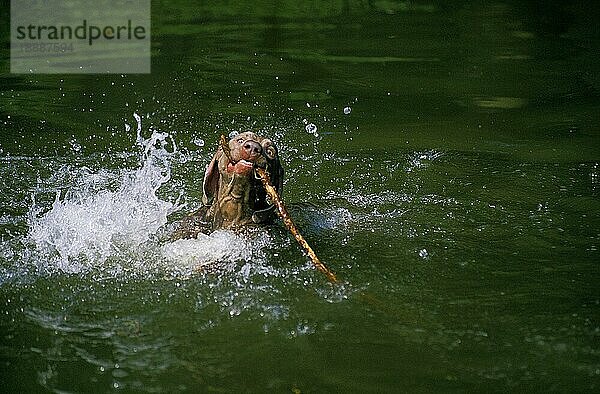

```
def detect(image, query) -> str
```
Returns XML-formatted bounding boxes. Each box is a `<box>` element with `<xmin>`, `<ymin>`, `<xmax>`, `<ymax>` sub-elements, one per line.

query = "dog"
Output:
<box><xmin>173</xmin><ymin>132</ymin><xmax>284</xmax><ymax>238</ymax></box>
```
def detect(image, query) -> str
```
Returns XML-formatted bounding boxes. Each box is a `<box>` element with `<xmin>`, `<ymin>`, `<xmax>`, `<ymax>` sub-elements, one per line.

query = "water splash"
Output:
<box><xmin>15</xmin><ymin>114</ymin><xmax>357</xmax><ymax>323</ymax></box>
<box><xmin>26</xmin><ymin>116</ymin><xmax>182</xmax><ymax>273</ymax></box>
<box><xmin>161</xmin><ymin>230</ymin><xmax>274</xmax><ymax>276</ymax></box>
<box><xmin>21</xmin><ymin>117</ymin><xmax>293</xmax><ymax>283</ymax></box>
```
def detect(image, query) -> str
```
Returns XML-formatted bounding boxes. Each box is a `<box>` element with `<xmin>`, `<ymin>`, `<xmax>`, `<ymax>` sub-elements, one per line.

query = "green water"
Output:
<box><xmin>1</xmin><ymin>1</ymin><xmax>599</xmax><ymax>392</ymax></box>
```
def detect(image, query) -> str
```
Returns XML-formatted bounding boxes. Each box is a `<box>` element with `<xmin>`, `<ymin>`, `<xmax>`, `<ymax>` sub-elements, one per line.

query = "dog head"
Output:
<box><xmin>202</xmin><ymin>132</ymin><xmax>284</xmax><ymax>229</ymax></box>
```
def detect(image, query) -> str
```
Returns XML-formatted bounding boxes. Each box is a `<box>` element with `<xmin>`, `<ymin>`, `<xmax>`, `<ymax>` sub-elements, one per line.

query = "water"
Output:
<box><xmin>1</xmin><ymin>1</ymin><xmax>599</xmax><ymax>392</ymax></box>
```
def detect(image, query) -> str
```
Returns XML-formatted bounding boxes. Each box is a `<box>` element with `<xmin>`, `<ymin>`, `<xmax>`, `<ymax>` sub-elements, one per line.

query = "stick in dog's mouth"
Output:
<box><xmin>218</xmin><ymin>134</ymin><xmax>336</xmax><ymax>282</ymax></box>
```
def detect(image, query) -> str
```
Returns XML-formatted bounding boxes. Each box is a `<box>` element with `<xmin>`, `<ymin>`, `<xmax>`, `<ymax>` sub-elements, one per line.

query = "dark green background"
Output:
<box><xmin>1</xmin><ymin>1</ymin><xmax>599</xmax><ymax>392</ymax></box>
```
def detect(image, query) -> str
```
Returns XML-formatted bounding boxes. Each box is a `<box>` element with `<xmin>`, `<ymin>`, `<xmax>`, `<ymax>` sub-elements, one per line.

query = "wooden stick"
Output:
<box><xmin>218</xmin><ymin>135</ymin><xmax>337</xmax><ymax>283</ymax></box>
<box><xmin>255</xmin><ymin>167</ymin><xmax>338</xmax><ymax>284</ymax></box>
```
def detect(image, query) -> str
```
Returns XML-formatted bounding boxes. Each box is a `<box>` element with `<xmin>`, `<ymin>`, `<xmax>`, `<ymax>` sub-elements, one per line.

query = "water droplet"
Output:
<box><xmin>124</xmin><ymin>123</ymin><xmax>131</xmax><ymax>132</ymax></box>
<box><xmin>343</xmin><ymin>106</ymin><xmax>352</xmax><ymax>115</ymax></box>
<box><xmin>418</xmin><ymin>249</ymin><xmax>429</xmax><ymax>259</ymax></box>
<box><xmin>69</xmin><ymin>139</ymin><xmax>82</xmax><ymax>153</ymax></box>
<box><xmin>305</xmin><ymin>123</ymin><xmax>318</xmax><ymax>135</ymax></box>
<box><xmin>193</xmin><ymin>138</ymin><xmax>205</xmax><ymax>147</ymax></box>
<box><xmin>228</xmin><ymin>131</ymin><xmax>239</xmax><ymax>139</ymax></box>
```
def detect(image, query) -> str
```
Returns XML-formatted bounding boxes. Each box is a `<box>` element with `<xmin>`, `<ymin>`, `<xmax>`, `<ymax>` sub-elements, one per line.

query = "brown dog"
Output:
<box><xmin>173</xmin><ymin>132</ymin><xmax>284</xmax><ymax>238</ymax></box>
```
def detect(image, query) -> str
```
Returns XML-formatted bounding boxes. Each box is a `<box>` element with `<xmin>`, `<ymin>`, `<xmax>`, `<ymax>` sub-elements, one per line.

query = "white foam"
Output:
<box><xmin>161</xmin><ymin>230</ymin><xmax>269</xmax><ymax>270</ymax></box>
<box><xmin>27</xmin><ymin>118</ymin><xmax>182</xmax><ymax>273</ymax></box>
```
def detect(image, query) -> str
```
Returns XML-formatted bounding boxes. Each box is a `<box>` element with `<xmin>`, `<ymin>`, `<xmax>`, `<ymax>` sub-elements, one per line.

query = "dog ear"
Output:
<box><xmin>251</xmin><ymin>157</ymin><xmax>284</xmax><ymax>224</ymax></box>
<box><xmin>202</xmin><ymin>149</ymin><xmax>222</xmax><ymax>206</ymax></box>
<box><xmin>272</xmin><ymin>158</ymin><xmax>284</xmax><ymax>196</ymax></box>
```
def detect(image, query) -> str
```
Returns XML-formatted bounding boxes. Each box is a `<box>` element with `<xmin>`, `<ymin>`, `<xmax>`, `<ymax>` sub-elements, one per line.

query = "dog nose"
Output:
<box><xmin>242</xmin><ymin>140</ymin><xmax>262</xmax><ymax>160</ymax></box>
